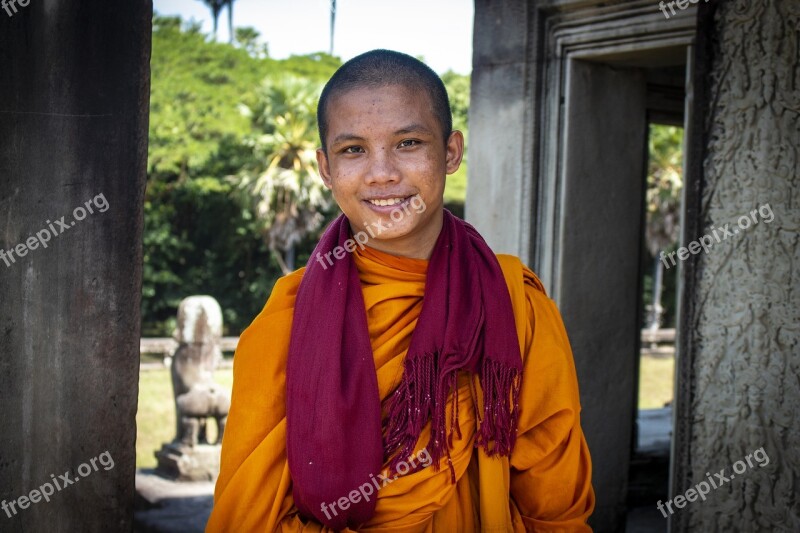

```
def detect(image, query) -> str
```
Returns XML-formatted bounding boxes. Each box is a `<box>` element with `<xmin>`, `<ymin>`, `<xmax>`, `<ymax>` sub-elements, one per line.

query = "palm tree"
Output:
<box><xmin>645</xmin><ymin>124</ymin><xmax>684</xmax><ymax>329</ymax></box>
<box><xmin>329</xmin><ymin>0</ymin><xmax>337</xmax><ymax>55</ymax></box>
<box><xmin>235</xmin><ymin>76</ymin><xmax>333</xmax><ymax>274</ymax></box>
<box><xmin>197</xmin><ymin>0</ymin><xmax>235</xmax><ymax>41</ymax></box>
<box><xmin>227</xmin><ymin>0</ymin><xmax>235</xmax><ymax>44</ymax></box>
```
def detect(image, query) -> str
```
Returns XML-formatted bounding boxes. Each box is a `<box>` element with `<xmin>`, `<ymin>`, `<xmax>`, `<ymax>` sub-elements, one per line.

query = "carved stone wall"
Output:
<box><xmin>675</xmin><ymin>0</ymin><xmax>800</xmax><ymax>530</ymax></box>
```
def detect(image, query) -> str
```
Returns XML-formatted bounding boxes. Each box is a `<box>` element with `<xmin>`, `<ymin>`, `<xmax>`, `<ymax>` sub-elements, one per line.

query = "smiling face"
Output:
<box><xmin>316</xmin><ymin>84</ymin><xmax>463</xmax><ymax>260</ymax></box>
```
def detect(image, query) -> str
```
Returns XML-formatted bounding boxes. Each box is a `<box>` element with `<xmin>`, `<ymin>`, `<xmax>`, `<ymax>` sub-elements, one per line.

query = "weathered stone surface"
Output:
<box><xmin>470</xmin><ymin>2</ymin><xmax>697</xmax><ymax>531</ymax></box>
<box><xmin>154</xmin><ymin>444</ymin><xmax>221</xmax><ymax>483</ymax></box>
<box><xmin>134</xmin><ymin>471</ymin><xmax>214</xmax><ymax>533</ymax></box>
<box><xmin>467</xmin><ymin>60</ymin><xmax>533</xmax><ymax>256</ymax></box>
<box><xmin>556</xmin><ymin>58</ymin><xmax>647</xmax><ymax>533</ymax></box>
<box><xmin>466</xmin><ymin>0</ymin><xmax>538</xmax><ymax>261</ymax></box>
<box><xmin>673</xmin><ymin>1</ymin><xmax>800</xmax><ymax>531</ymax></box>
<box><xmin>0</xmin><ymin>1</ymin><xmax>152</xmax><ymax>532</ymax></box>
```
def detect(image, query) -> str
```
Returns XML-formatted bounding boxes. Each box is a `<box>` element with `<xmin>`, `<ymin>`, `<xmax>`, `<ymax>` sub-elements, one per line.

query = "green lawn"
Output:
<box><xmin>135</xmin><ymin>354</ymin><xmax>674</xmax><ymax>468</ymax></box>
<box><xmin>638</xmin><ymin>355</ymin><xmax>675</xmax><ymax>409</ymax></box>
<box><xmin>136</xmin><ymin>366</ymin><xmax>233</xmax><ymax>469</ymax></box>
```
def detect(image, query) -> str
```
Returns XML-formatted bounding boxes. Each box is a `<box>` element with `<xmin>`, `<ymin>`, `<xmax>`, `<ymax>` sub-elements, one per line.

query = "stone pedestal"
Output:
<box><xmin>155</xmin><ymin>443</ymin><xmax>221</xmax><ymax>482</ymax></box>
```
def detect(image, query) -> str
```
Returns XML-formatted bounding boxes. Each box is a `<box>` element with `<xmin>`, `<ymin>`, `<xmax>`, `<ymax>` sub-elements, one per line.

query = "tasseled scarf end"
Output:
<box><xmin>474</xmin><ymin>357</ymin><xmax>522</xmax><ymax>457</ymax></box>
<box><xmin>383</xmin><ymin>352</ymin><xmax>522</xmax><ymax>484</ymax></box>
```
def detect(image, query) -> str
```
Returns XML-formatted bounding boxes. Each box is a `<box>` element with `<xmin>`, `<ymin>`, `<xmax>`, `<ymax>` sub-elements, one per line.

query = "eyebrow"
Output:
<box><xmin>330</xmin><ymin>133</ymin><xmax>366</xmax><ymax>147</ymax></box>
<box><xmin>394</xmin><ymin>124</ymin><xmax>434</xmax><ymax>136</ymax></box>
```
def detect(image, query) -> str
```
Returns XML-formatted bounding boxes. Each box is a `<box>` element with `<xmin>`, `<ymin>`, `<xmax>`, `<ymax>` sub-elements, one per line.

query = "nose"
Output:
<box><xmin>364</xmin><ymin>148</ymin><xmax>400</xmax><ymax>185</ymax></box>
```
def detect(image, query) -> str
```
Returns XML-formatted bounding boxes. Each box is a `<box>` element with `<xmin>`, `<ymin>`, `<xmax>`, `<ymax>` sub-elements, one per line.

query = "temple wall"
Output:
<box><xmin>673</xmin><ymin>1</ymin><xmax>800</xmax><ymax>530</ymax></box>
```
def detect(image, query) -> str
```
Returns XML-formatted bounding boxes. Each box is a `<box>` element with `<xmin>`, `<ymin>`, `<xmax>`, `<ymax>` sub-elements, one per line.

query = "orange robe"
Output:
<box><xmin>207</xmin><ymin>245</ymin><xmax>594</xmax><ymax>532</ymax></box>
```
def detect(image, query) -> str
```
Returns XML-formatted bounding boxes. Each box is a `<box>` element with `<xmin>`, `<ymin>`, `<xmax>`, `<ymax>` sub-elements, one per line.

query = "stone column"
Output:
<box><xmin>673</xmin><ymin>1</ymin><xmax>800</xmax><ymax>530</ymax></box>
<box><xmin>0</xmin><ymin>2</ymin><xmax>152</xmax><ymax>531</ymax></box>
<box><xmin>466</xmin><ymin>0</ymin><xmax>538</xmax><ymax>262</ymax></box>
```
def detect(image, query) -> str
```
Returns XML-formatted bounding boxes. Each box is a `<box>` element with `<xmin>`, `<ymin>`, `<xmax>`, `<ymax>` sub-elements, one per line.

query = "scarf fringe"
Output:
<box><xmin>383</xmin><ymin>351</ymin><xmax>440</xmax><ymax>475</ymax></box>
<box><xmin>383</xmin><ymin>352</ymin><xmax>522</xmax><ymax>483</ymax></box>
<box><xmin>474</xmin><ymin>357</ymin><xmax>522</xmax><ymax>457</ymax></box>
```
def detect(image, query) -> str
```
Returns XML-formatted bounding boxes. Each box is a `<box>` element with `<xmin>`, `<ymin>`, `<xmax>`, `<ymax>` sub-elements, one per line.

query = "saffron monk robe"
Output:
<box><xmin>206</xmin><ymin>49</ymin><xmax>595</xmax><ymax>533</ymax></box>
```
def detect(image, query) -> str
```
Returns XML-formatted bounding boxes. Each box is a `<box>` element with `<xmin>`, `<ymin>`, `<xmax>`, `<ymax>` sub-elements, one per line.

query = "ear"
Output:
<box><xmin>316</xmin><ymin>148</ymin><xmax>333</xmax><ymax>189</ymax></box>
<box><xmin>445</xmin><ymin>130</ymin><xmax>464</xmax><ymax>175</ymax></box>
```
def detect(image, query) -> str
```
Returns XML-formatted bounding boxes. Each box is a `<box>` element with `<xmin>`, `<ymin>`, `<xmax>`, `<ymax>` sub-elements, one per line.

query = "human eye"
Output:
<box><xmin>342</xmin><ymin>145</ymin><xmax>364</xmax><ymax>154</ymax></box>
<box><xmin>398</xmin><ymin>139</ymin><xmax>420</xmax><ymax>148</ymax></box>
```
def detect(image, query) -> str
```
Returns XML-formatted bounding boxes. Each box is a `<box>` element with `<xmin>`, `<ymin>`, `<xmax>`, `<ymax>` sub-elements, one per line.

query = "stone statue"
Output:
<box><xmin>170</xmin><ymin>296</ymin><xmax>229</xmax><ymax>446</ymax></box>
<box><xmin>156</xmin><ymin>295</ymin><xmax>230</xmax><ymax>481</ymax></box>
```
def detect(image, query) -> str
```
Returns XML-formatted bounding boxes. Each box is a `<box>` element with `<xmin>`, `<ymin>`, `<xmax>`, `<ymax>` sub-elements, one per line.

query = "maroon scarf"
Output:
<box><xmin>286</xmin><ymin>210</ymin><xmax>522</xmax><ymax>530</ymax></box>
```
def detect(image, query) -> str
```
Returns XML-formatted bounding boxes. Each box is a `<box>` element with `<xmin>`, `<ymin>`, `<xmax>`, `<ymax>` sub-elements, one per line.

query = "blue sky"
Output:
<box><xmin>153</xmin><ymin>0</ymin><xmax>474</xmax><ymax>74</ymax></box>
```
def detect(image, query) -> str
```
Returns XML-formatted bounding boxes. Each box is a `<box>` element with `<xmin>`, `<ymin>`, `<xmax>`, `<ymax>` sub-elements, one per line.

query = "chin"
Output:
<box><xmin>372</xmin><ymin>224</ymin><xmax>417</xmax><ymax>243</ymax></box>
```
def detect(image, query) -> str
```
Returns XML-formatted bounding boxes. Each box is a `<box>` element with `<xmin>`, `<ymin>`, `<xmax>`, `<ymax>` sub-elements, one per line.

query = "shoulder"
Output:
<box><xmin>237</xmin><ymin>267</ymin><xmax>305</xmax><ymax>347</ymax></box>
<box><xmin>260</xmin><ymin>267</ymin><xmax>306</xmax><ymax>316</ymax></box>
<box><xmin>495</xmin><ymin>256</ymin><xmax>578</xmax><ymax>395</ymax></box>
<box><xmin>494</xmin><ymin>253</ymin><xmax>575</xmax><ymax>357</ymax></box>
<box><xmin>495</xmin><ymin>254</ymin><xmax>546</xmax><ymax>297</ymax></box>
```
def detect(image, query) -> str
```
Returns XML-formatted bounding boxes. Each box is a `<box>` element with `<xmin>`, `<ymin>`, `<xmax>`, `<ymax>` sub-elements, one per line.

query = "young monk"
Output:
<box><xmin>206</xmin><ymin>49</ymin><xmax>594</xmax><ymax>532</ymax></box>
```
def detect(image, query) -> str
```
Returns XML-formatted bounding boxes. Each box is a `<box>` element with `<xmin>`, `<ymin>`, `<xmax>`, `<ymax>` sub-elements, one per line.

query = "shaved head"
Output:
<box><xmin>317</xmin><ymin>49</ymin><xmax>453</xmax><ymax>152</ymax></box>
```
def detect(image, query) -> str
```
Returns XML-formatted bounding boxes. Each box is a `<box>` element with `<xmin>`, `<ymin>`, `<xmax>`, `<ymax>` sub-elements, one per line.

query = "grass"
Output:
<box><xmin>638</xmin><ymin>355</ymin><xmax>675</xmax><ymax>409</ymax></box>
<box><xmin>135</xmin><ymin>354</ymin><xmax>674</xmax><ymax>468</ymax></box>
<box><xmin>136</xmin><ymin>366</ymin><xmax>233</xmax><ymax>469</ymax></box>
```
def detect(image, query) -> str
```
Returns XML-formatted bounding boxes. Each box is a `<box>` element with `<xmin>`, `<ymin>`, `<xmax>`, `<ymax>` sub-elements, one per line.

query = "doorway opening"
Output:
<box><xmin>628</xmin><ymin>65</ymin><xmax>687</xmax><ymax>532</ymax></box>
<box><xmin>538</xmin><ymin>38</ymin><xmax>693</xmax><ymax>530</ymax></box>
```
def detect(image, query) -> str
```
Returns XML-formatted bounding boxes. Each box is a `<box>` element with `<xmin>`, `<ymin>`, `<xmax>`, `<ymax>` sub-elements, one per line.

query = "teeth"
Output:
<box><xmin>368</xmin><ymin>197</ymin><xmax>405</xmax><ymax>207</ymax></box>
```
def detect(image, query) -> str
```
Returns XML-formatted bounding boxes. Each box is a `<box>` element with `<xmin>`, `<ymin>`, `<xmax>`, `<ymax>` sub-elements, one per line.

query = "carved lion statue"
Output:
<box><xmin>170</xmin><ymin>295</ymin><xmax>230</xmax><ymax>447</ymax></box>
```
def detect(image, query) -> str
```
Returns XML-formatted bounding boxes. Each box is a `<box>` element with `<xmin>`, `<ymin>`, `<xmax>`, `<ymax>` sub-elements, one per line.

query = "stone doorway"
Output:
<box><xmin>467</xmin><ymin>2</ymin><xmax>699</xmax><ymax>530</ymax></box>
<box><xmin>554</xmin><ymin>49</ymin><xmax>691</xmax><ymax>533</ymax></box>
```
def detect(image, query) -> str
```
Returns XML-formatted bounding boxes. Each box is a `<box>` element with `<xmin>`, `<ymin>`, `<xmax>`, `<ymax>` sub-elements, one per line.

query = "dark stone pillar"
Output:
<box><xmin>0</xmin><ymin>2</ymin><xmax>151</xmax><ymax>531</ymax></box>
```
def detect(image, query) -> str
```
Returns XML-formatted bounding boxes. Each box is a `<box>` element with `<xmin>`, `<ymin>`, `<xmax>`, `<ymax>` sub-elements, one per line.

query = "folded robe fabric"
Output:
<box><xmin>286</xmin><ymin>210</ymin><xmax>522</xmax><ymax>529</ymax></box>
<box><xmin>207</xmin><ymin>243</ymin><xmax>595</xmax><ymax>532</ymax></box>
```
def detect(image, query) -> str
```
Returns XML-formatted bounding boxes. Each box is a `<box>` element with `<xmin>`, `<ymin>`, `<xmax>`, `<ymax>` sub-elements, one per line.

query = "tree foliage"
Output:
<box><xmin>148</xmin><ymin>15</ymin><xmax>266</xmax><ymax>181</ymax></box>
<box><xmin>196</xmin><ymin>0</ymin><xmax>236</xmax><ymax>42</ymax></box>
<box><xmin>142</xmin><ymin>177</ymin><xmax>278</xmax><ymax>336</ymax></box>
<box><xmin>441</xmin><ymin>71</ymin><xmax>470</xmax><ymax>207</ymax></box>
<box><xmin>643</xmin><ymin>124</ymin><xmax>684</xmax><ymax>328</ymax></box>
<box><xmin>645</xmin><ymin>124</ymin><xmax>683</xmax><ymax>256</ymax></box>
<box><xmin>144</xmin><ymin>14</ymin><xmax>469</xmax><ymax>335</ymax></box>
<box><xmin>145</xmin><ymin>15</ymin><xmax>341</xmax><ymax>335</ymax></box>
<box><xmin>235</xmin><ymin>75</ymin><xmax>334</xmax><ymax>274</ymax></box>
<box><xmin>234</xmin><ymin>26</ymin><xmax>268</xmax><ymax>58</ymax></box>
